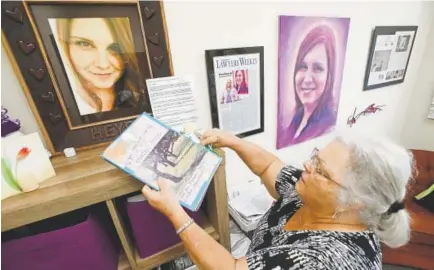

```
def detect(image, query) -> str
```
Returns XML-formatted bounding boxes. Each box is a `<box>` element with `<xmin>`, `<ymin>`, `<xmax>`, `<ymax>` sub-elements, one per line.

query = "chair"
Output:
<box><xmin>382</xmin><ymin>149</ymin><xmax>434</xmax><ymax>269</ymax></box>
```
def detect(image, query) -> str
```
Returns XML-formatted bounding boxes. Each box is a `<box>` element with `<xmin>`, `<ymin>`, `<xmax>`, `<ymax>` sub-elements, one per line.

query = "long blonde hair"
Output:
<box><xmin>55</xmin><ymin>18</ymin><xmax>140</xmax><ymax>111</ymax></box>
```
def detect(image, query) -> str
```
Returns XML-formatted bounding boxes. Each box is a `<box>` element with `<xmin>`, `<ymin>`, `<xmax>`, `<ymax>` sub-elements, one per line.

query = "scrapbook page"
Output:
<box><xmin>102</xmin><ymin>113</ymin><xmax>222</xmax><ymax>211</ymax></box>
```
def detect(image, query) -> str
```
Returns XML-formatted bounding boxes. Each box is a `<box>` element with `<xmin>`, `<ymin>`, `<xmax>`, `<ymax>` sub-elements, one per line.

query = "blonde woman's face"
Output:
<box><xmin>68</xmin><ymin>18</ymin><xmax>124</xmax><ymax>89</ymax></box>
<box><xmin>226</xmin><ymin>79</ymin><xmax>232</xmax><ymax>90</ymax></box>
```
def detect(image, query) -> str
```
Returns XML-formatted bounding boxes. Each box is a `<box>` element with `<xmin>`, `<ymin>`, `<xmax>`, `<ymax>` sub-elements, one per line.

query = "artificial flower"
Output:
<box><xmin>1</xmin><ymin>158</ymin><xmax>22</xmax><ymax>191</ymax></box>
<box><xmin>17</xmin><ymin>147</ymin><xmax>31</xmax><ymax>161</ymax></box>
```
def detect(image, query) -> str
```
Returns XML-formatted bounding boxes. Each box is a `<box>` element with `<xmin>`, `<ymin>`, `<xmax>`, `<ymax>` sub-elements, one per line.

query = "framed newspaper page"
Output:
<box><xmin>363</xmin><ymin>26</ymin><xmax>418</xmax><ymax>91</ymax></box>
<box><xmin>205</xmin><ymin>46</ymin><xmax>264</xmax><ymax>138</ymax></box>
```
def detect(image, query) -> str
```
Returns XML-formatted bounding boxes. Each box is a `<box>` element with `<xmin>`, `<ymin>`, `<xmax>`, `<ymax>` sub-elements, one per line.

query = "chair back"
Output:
<box><xmin>408</xmin><ymin>150</ymin><xmax>434</xmax><ymax>198</ymax></box>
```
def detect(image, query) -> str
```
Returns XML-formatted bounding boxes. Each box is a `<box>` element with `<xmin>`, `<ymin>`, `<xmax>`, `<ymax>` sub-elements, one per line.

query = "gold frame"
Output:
<box><xmin>2</xmin><ymin>0</ymin><xmax>174</xmax><ymax>154</ymax></box>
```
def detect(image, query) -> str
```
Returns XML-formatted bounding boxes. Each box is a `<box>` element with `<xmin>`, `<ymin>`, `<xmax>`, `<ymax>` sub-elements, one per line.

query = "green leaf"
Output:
<box><xmin>1</xmin><ymin>158</ymin><xmax>22</xmax><ymax>192</ymax></box>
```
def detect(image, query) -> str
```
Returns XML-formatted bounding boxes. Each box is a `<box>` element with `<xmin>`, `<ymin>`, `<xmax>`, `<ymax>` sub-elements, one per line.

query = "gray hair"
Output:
<box><xmin>335</xmin><ymin>132</ymin><xmax>414</xmax><ymax>248</ymax></box>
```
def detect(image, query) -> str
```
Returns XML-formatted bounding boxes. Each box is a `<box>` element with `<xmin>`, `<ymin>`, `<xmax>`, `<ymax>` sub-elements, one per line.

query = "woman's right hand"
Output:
<box><xmin>200</xmin><ymin>129</ymin><xmax>239</xmax><ymax>149</ymax></box>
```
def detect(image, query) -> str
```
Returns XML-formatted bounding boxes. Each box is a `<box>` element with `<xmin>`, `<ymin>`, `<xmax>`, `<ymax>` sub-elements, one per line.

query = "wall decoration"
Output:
<box><xmin>363</xmin><ymin>26</ymin><xmax>418</xmax><ymax>91</ymax></box>
<box><xmin>2</xmin><ymin>132</ymin><xmax>56</xmax><ymax>200</ymax></box>
<box><xmin>205</xmin><ymin>46</ymin><xmax>264</xmax><ymax>138</ymax></box>
<box><xmin>277</xmin><ymin>16</ymin><xmax>350</xmax><ymax>149</ymax></box>
<box><xmin>1</xmin><ymin>1</ymin><xmax>173</xmax><ymax>153</ymax></box>
<box><xmin>347</xmin><ymin>103</ymin><xmax>385</xmax><ymax>127</ymax></box>
<box><xmin>1</xmin><ymin>107</ymin><xmax>21</xmax><ymax>137</ymax></box>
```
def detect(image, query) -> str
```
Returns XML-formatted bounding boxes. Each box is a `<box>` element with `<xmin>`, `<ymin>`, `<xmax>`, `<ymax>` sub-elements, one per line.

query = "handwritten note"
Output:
<box><xmin>124</xmin><ymin>117</ymin><xmax>166</xmax><ymax>170</ymax></box>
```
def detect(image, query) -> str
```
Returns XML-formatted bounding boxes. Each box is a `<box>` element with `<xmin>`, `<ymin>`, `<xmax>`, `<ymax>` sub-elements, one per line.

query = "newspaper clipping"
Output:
<box><xmin>367</xmin><ymin>30</ymin><xmax>416</xmax><ymax>87</ymax></box>
<box><xmin>212</xmin><ymin>53</ymin><xmax>261</xmax><ymax>135</ymax></box>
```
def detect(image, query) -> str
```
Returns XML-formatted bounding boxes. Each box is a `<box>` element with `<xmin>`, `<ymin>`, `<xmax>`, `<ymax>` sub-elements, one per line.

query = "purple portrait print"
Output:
<box><xmin>277</xmin><ymin>16</ymin><xmax>350</xmax><ymax>149</ymax></box>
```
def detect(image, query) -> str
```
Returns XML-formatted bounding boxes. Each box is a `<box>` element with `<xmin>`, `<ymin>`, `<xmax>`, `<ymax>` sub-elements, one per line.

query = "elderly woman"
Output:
<box><xmin>142</xmin><ymin>129</ymin><xmax>413</xmax><ymax>269</ymax></box>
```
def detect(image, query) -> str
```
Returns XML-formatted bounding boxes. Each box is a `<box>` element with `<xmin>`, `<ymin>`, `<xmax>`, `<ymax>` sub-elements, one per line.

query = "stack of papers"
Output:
<box><xmin>229</xmin><ymin>219</ymin><xmax>251</xmax><ymax>259</ymax></box>
<box><xmin>159</xmin><ymin>254</ymin><xmax>194</xmax><ymax>270</ymax></box>
<box><xmin>228</xmin><ymin>180</ymin><xmax>275</xmax><ymax>232</ymax></box>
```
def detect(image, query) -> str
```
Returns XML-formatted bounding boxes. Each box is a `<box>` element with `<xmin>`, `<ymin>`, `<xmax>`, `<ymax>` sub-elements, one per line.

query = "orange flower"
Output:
<box><xmin>16</xmin><ymin>147</ymin><xmax>31</xmax><ymax>161</ymax></box>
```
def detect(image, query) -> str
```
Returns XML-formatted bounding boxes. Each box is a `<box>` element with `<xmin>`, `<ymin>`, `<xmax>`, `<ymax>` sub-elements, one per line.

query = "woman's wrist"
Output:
<box><xmin>167</xmin><ymin>206</ymin><xmax>190</xmax><ymax>229</ymax></box>
<box><xmin>229</xmin><ymin>135</ymin><xmax>244</xmax><ymax>151</ymax></box>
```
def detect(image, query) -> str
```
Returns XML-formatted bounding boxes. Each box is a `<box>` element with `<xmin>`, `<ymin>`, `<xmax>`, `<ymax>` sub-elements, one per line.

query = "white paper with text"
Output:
<box><xmin>146</xmin><ymin>76</ymin><xmax>198</xmax><ymax>131</ymax></box>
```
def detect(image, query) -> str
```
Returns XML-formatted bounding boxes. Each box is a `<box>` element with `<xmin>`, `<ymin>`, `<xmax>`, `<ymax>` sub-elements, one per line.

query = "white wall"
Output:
<box><xmin>163</xmin><ymin>1</ymin><xmax>434</xmax><ymax>188</ymax></box>
<box><xmin>1</xmin><ymin>46</ymin><xmax>40</xmax><ymax>135</ymax></box>
<box><xmin>400</xmin><ymin>11</ymin><xmax>434</xmax><ymax>151</ymax></box>
<box><xmin>2</xmin><ymin>1</ymin><xmax>433</xmax><ymax>189</ymax></box>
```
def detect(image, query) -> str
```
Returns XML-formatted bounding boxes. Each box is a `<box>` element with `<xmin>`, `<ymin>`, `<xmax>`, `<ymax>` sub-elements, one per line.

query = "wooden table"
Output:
<box><xmin>1</xmin><ymin>146</ymin><xmax>230</xmax><ymax>269</ymax></box>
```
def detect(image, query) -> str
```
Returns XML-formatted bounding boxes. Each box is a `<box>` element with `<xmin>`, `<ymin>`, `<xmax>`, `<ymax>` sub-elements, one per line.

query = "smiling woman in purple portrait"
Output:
<box><xmin>278</xmin><ymin>25</ymin><xmax>338</xmax><ymax>148</ymax></box>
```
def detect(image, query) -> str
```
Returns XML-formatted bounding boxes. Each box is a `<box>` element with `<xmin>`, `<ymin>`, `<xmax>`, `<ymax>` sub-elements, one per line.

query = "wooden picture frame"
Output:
<box><xmin>205</xmin><ymin>46</ymin><xmax>264</xmax><ymax>138</ymax></box>
<box><xmin>363</xmin><ymin>26</ymin><xmax>418</xmax><ymax>91</ymax></box>
<box><xmin>1</xmin><ymin>0</ymin><xmax>173</xmax><ymax>154</ymax></box>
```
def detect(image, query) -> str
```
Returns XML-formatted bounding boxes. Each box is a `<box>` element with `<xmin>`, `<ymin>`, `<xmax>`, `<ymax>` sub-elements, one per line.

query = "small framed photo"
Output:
<box><xmin>363</xmin><ymin>26</ymin><xmax>418</xmax><ymax>91</ymax></box>
<box><xmin>205</xmin><ymin>46</ymin><xmax>264</xmax><ymax>138</ymax></box>
<box><xmin>2</xmin><ymin>1</ymin><xmax>173</xmax><ymax>153</ymax></box>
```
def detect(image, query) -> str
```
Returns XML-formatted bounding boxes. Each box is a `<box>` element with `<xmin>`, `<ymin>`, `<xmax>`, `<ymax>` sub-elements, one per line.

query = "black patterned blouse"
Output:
<box><xmin>245</xmin><ymin>165</ymin><xmax>382</xmax><ymax>270</ymax></box>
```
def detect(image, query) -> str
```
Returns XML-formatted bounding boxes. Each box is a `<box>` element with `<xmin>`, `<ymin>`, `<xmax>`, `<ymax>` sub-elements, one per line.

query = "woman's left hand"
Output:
<box><xmin>141</xmin><ymin>178</ymin><xmax>184</xmax><ymax>218</ymax></box>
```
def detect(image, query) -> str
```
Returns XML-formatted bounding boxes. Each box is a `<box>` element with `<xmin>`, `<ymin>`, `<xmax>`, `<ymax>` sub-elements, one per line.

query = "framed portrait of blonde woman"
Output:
<box><xmin>2</xmin><ymin>0</ymin><xmax>173</xmax><ymax>153</ymax></box>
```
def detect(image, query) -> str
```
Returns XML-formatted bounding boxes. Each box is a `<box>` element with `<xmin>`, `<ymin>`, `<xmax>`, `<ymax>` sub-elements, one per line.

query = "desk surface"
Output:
<box><xmin>1</xmin><ymin>146</ymin><xmax>143</xmax><ymax>232</ymax></box>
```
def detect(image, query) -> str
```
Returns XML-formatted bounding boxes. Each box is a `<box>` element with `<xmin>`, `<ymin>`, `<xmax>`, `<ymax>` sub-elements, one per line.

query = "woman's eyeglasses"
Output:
<box><xmin>309</xmin><ymin>147</ymin><xmax>344</xmax><ymax>188</ymax></box>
